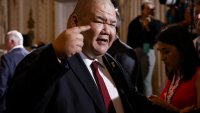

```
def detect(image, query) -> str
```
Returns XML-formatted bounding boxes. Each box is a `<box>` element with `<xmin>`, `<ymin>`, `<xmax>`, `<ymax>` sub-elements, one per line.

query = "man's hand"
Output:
<box><xmin>53</xmin><ymin>25</ymin><xmax>91</xmax><ymax>59</ymax></box>
<box><xmin>148</xmin><ymin>95</ymin><xmax>179</xmax><ymax>112</ymax></box>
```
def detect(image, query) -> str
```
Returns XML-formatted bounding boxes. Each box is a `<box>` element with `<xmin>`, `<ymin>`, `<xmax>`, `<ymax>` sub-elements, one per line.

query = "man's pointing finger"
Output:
<box><xmin>76</xmin><ymin>25</ymin><xmax>91</xmax><ymax>33</ymax></box>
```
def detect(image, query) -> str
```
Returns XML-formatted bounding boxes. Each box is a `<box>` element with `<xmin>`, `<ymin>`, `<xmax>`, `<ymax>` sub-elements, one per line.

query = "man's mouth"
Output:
<box><xmin>96</xmin><ymin>38</ymin><xmax>108</xmax><ymax>44</ymax></box>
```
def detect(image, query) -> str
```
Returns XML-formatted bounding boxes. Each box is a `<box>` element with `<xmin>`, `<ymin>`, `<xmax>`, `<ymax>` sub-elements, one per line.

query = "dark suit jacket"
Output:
<box><xmin>127</xmin><ymin>16</ymin><xmax>163</xmax><ymax>49</ymax></box>
<box><xmin>0</xmin><ymin>47</ymin><xmax>29</xmax><ymax>112</ymax></box>
<box><xmin>6</xmin><ymin>44</ymin><xmax>178</xmax><ymax>113</ymax></box>
<box><xmin>188</xmin><ymin>108</ymin><xmax>200</xmax><ymax>113</ymax></box>
<box><xmin>108</xmin><ymin>38</ymin><xmax>144</xmax><ymax>93</ymax></box>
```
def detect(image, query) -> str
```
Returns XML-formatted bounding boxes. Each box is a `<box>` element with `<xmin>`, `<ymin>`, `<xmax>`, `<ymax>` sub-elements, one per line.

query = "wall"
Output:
<box><xmin>7</xmin><ymin>0</ymin><xmax>55</xmax><ymax>46</ymax></box>
<box><xmin>0</xmin><ymin>0</ymin><xmax>8</xmax><ymax>47</ymax></box>
<box><xmin>54</xmin><ymin>0</ymin><xmax>77</xmax><ymax>37</ymax></box>
<box><xmin>0</xmin><ymin>0</ymin><xmax>77</xmax><ymax>48</ymax></box>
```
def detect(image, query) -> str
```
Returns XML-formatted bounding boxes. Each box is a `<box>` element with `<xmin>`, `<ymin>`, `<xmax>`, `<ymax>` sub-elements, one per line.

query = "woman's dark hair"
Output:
<box><xmin>156</xmin><ymin>25</ymin><xmax>200</xmax><ymax>81</ymax></box>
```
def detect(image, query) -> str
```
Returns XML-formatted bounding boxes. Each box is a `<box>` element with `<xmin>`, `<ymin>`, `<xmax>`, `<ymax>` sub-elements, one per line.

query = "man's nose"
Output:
<box><xmin>101</xmin><ymin>24</ymin><xmax>110</xmax><ymax>35</ymax></box>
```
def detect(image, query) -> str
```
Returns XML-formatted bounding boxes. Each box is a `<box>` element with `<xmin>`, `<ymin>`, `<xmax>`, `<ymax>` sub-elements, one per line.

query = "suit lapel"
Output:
<box><xmin>102</xmin><ymin>53</ymin><xmax>129</xmax><ymax>92</ymax></box>
<box><xmin>102</xmin><ymin>53</ymin><xmax>134</xmax><ymax>113</ymax></box>
<box><xmin>67</xmin><ymin>54</ymin><xmax>106</xmax><ymax>113</ymax></box>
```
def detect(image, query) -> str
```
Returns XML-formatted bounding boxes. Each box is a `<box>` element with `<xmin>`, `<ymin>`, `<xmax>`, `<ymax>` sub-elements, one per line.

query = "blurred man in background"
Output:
<box><xmin>0</xmin><ymin>30</ymin><xmax>29</xmax><ymax>112</ymax></box>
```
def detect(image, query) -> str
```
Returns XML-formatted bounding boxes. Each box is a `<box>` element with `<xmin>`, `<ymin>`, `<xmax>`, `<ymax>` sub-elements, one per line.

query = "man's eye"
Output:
<box><xmin>94</xmin><ymin>20</ymin><xmax>103</xmax><ymax>24</ymax></box>
<box><xmin>110</xmin><ymin>24</ymin><xmax>116</xmax><ymax>27</ymax></box>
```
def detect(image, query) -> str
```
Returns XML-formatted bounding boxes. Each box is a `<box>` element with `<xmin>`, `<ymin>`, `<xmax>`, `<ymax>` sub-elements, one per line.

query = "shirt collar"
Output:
<box><xmin>79</xmin><ymin>52</ymin><xmax>105</xmax><ymax>68</ymax></box>
<box><xmin>8</xmin><ymin>45</ymin><xmax>24</xmax><ymax>52</ymax></box>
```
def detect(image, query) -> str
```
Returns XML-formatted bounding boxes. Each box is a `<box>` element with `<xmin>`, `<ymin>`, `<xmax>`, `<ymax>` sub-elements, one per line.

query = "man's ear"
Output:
<box><xmin>70</xmin><ymin>13</ymin><xmax>78</xmax><ymax>27</ymax></box>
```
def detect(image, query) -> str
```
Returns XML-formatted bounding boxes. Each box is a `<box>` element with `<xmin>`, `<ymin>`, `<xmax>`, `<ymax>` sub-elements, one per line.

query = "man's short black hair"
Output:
<box><xmin>111</xmin><ymin>0</ymin><xmax>119</xmax><ymax>9</ymax></box>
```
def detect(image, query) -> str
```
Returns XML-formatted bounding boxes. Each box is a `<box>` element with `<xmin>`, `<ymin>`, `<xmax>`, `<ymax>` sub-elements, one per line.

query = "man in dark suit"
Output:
<box><xmin>108</xmin><ymin>2</ymin><xmax>143</xmax><ymax>93</ymax></box>
<box><xmin>5</xmin><ymin>0</ymin><xmax>180</xmax><ymax>113</ymax></box>
<box><xmin>108</xmin><ymin>35</ymin><xmax>144</xmax><ymax>94</ymax></box>
<box><xmin>0</xmin><ymin>30</ymin><xmax>29</xmax><ymax>112</ymax></box>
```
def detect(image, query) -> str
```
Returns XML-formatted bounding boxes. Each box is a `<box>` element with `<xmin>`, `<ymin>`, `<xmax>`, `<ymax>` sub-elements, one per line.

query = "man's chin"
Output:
<box><xmin>94</xmin><ymin>50</ymin><xmax>107</xmax><ymax>57</ymax></box>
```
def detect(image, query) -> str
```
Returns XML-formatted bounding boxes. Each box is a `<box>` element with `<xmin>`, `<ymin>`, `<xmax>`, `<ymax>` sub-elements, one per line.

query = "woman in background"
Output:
<box><xmin>149</xmin><ymin>25</ymin><xmax>200</xmax><ymax>112</ymax></box>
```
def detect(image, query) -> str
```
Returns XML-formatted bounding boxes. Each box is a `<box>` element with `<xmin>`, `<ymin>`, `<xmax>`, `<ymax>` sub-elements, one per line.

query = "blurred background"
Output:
<box><xmin>0</xmin><ymin>0</ymin><xmax>195</xmax><ymax>95</ymax></box>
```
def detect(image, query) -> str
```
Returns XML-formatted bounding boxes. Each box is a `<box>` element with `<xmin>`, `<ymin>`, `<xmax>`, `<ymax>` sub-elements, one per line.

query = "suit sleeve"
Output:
<box><xmin>6</xmin><ymin>44</ymin><xmax>69</xmax><ymax>113</ymax></box>
<box><xmin>0</xmin><ymin>55</ymin><xmax>10</xmax><ymax>100</ymax></box>
<box><xmin>188</xmin><ymin>108</ymin><xmax>200</xmax><ymax>113</ymax></box>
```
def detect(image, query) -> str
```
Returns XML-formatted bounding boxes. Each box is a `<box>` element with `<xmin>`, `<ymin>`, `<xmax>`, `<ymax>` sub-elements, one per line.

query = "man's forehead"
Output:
<box><xmin>79</xmin><ymin>0</ymin><xmax>115</xmax><ymax>13</ymax></box>
<box><xmin>77</xmin><ymin>0</ymin><xmax>113</xmax><ymax>8</ymax></box>
<box><xmin>74</xmin><ymin>0</ymin><xmax>116</xmax><ymax>21</ymax></box>
<box><xmin>91</xmin><ymin>3</ymin><xmax>116</xmax><ymax>18</ymax></box>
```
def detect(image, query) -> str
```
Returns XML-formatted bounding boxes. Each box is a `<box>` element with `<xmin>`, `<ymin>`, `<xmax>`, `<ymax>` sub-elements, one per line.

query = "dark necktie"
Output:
<box><xmin>90</xmin><ymin>61</ymin><xmax>116</xmax><ymax>113</ymax></box>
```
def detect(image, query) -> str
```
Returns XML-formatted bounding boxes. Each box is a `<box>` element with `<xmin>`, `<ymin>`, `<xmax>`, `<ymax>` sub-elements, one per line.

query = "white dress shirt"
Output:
<box><xmin>80</xmin><ymin>52</ymin><xmax>124</xmax><ymax>113</ymax></box>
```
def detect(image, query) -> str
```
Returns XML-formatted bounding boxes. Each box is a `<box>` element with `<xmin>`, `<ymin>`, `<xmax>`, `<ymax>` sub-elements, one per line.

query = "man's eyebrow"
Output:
<box><xmin>110</xmin><ymin>18</ymin><xmax>117</xmax><ymax>23</ymax></box>
<box><xmin>95</xmin><ymin>16</ymin><xmax>117</xmax><ymax>23</ymax></box>
<box><xmin>95</xmin><ymin>16</ymin><xmax>104</xmax><ymax>21</ymax></box>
